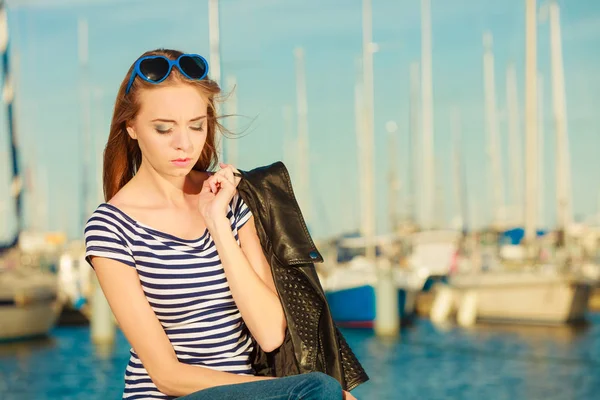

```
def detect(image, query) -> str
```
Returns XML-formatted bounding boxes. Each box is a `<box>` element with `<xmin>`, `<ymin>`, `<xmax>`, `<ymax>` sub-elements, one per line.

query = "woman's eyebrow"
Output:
<box><xmin>189</xmin><ymin>115</ymin><xmax>207</xmax><ymax>122</ymax></box>
<box><xmin>151</xmin><ymin>115</ymin><xmax>207</xmax><ymax>123</ymax></box>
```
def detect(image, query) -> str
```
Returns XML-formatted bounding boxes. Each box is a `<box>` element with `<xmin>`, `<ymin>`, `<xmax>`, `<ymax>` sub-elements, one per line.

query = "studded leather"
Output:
<box><xmin>237</xmin><ymin>161</ymin><xmax>369</xmax><ymax>391</ymax></box>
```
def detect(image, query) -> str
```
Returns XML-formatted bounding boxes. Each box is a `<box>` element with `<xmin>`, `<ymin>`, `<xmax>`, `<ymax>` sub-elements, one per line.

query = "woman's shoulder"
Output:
<box><xmin>84</xmin><ymin>203</ymin><xmax>127</xmax><ymax>235</ymax></box>
<box><xmin>85</xmin><ymin>202</ymin><xmax>113</xmax><ymax>222</ymax></box>
<box><xmin>84</xmin><ymin>203</ymin><xmax>136</xmax><ymax>268</ymax></box>
<box><xmin>106</xmin><ymin>177</ymin><xmax>143</xmax><ymax>209</ymax></box>
<box><xmin>99</xmin><ymin>177</ymin><xmax>155</xmax><ymax>221</ymax></box>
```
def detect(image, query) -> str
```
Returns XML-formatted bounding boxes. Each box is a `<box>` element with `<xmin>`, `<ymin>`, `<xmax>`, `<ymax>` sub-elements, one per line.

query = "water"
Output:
<box><xmin>1</xmin><ymin>314</ymin><xmax>600</xmax><ymax>400</ymax></box>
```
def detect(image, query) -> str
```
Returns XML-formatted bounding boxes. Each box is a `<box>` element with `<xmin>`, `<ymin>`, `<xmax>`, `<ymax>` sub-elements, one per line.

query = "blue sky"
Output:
<box><xmin>1</xmin><ymin>0</ymin><xmax>599</xmax><ymax>241</ymax></box>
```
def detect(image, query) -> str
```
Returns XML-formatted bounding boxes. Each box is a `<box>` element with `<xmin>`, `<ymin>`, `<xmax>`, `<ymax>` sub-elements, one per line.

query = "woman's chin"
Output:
<box><xmin>165</xmin><ymin>167</ymin><xmax>192</xmax><ymax>177</ymax></box>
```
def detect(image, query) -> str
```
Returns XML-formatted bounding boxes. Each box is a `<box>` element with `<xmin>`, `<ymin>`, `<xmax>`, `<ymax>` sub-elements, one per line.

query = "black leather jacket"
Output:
<box><xmin>236</xmin><ymin>161</ymin><xmax>369</xmax><ymax>391</ymax></box>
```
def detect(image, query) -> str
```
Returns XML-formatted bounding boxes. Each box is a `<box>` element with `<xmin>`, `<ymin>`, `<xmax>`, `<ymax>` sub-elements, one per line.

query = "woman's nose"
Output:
<box><xmin>172</xmin><ymin>129</ymin><xmax>192</xmax><ymax>152</ymax></box>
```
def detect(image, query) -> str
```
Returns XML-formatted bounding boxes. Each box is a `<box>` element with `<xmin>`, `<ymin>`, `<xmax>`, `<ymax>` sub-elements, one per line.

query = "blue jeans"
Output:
<box><xmin>177</xmin><ymin>372</ymin><xmax>343</xmax><ymax>400</ymax></box>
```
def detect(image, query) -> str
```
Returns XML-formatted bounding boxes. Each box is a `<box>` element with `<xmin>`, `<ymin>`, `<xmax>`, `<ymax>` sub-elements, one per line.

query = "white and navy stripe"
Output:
<box><xmin>84</xmin><ymin>194</ymin><xmax>253</xmax><ymax>399</ymax></box>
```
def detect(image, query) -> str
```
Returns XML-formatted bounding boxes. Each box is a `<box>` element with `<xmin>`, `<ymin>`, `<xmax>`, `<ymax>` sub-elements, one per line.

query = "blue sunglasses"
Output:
<box><xmin>125</xmin><ymin>53</ymin><xmax>209</xmax><ymax>94</ymax></box>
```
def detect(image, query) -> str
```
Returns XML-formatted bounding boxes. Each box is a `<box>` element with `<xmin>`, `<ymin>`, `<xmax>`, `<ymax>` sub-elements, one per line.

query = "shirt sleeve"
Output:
<box><xmin>84</xmin><ymin>213</ymin><xmax>135</xmax><ymax>269</ymax></box>
<box><xmin>233</xmin><ymin>193</ymin><xmax>253</xmax><ymax>231</ymax></box>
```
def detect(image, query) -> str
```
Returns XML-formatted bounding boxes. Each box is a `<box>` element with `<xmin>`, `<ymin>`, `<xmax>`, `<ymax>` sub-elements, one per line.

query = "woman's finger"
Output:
<box><xmin>219</xmin><ymin>163</ymin><xmax>241</xmax><ymax>185</ymax></box>
<box><xmin>219</xmin><ymin>162</ymin><xmax>240</xmax><ymax>175</ymax></box>
<box><xmin>343</xmin><ymin>390</ymin><xmax>357</xmax><ymax>400</ymax></box>
<box><xmin>200</xmin><ymin>179</ymin><xmax>211</xmax><ymax>193</ymax></box>
<box><xmin>208</xmin><ymin>172</ymin><xmax>237</xmax><ymax>194</ymax></box>
<box><xmin>206</xmin><ymin>175</ymin><xmax>220</xmax><ymax>193</ymax></box>
<box><xmin>216</xmin><ymin>167</ymin><xmax>235</xmax><ymax>185</ymax></box>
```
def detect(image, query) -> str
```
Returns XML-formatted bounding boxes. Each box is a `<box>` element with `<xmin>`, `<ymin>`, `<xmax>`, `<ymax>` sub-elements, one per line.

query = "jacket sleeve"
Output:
<box><xmin>335</xmin><ymin>327</ymin><xmax>369</xmax><ymax>391</ymax></box>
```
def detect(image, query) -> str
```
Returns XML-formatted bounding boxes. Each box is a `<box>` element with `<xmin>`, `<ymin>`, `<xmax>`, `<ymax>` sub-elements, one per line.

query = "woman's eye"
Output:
<box><xmin>191</xmin><ymin>124</ymin><xmax>204</xmax><ymax>132</ymax></box>
<box><xmin>154</xmin><ymin>125</ymin><xmax>172</xmax><ymax>134</ymax></box>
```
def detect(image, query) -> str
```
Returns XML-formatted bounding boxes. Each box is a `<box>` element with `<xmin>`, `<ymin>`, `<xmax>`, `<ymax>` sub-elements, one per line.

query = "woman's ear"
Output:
<box><xmin>126</xmin><ymin>125</ymin><xmax>137</xmax><ymax>140</ymax></box>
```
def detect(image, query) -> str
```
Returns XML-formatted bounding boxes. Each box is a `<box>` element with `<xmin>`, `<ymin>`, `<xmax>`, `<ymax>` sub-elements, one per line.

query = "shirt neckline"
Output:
<box><xmin>100</xmin><ymin>202</ymin><xmax>210</xmax><ymax>244</ymax></box>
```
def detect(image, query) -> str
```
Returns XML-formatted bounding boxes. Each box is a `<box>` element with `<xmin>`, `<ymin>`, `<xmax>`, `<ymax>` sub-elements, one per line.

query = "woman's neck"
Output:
<box><xmin>134</xmin><ymin>160</ymin><xmax>196</xmax><ymax>207</ymax></box>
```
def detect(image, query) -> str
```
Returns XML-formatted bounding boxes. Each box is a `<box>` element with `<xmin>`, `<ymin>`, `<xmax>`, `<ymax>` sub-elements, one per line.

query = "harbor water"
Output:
<box><xmin>1</xmin><ymin>313</ymin><xmax>599</xmax><ymax>400</ymax></box>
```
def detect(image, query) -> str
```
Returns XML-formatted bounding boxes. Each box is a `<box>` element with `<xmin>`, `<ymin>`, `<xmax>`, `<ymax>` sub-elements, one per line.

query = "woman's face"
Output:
<box><xmin>127</xmin><ymin>83</ymin><xmax>208</xmax><ymax>178</ymax></box>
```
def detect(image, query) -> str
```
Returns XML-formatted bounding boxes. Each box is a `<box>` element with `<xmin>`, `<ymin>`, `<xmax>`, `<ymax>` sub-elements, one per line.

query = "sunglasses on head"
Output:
<box><xmin>125</xmin><ymin>53</ymin><xmax>209</xmax><ymax>94</ymax></box>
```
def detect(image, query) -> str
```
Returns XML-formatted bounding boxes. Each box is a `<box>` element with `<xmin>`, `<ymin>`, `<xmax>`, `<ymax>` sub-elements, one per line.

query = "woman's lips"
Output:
<box><xmin>171</xmin><ymin>158</ymin><xmax>191</xmax><ymax>167</ymax></box>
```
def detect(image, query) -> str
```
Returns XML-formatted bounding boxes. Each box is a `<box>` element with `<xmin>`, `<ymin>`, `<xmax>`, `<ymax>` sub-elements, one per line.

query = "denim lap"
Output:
<box><xmin>177</xmin><ymin>372</ymin><xmax>343</xmax><ymax>400</ymax></box>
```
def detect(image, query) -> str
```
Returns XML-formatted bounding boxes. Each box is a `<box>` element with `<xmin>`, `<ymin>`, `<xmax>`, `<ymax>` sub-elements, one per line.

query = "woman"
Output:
<box><xmin>84</xmin><ymin>49</ymin><xmax>357</xmax><ymax>399</ymax></box>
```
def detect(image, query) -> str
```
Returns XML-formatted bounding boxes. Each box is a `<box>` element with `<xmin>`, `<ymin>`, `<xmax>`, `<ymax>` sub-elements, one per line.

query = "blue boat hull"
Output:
<box><xmin>325</xmin><ymin>285</ymin><xmax>414</xmax><ymax>328</ymax></box>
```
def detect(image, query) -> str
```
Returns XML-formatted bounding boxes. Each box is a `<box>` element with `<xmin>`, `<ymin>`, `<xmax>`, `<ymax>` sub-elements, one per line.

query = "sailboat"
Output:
<box><xmin>0</xmin><ymin>252</ymin><xmax>62</xmax><ymax>341</ymax></box>
<box><xmin>0</xmin><ymin>1</ymin><xmax>62</xmax><ymax>341</ymax></box>
<box><xmin>430</xmin><ymin>0</ymin><xmax>591</xmax><ymax>327</ymax></box>
<box><xmin>319</xmin><ymin>232</ymin><xmax>421</xmax><ymax>328</ymax></box>
<box><xmin>318</xmin><ymin>0</ymin><xmax>427</xmax><ymax>330</ymax></box>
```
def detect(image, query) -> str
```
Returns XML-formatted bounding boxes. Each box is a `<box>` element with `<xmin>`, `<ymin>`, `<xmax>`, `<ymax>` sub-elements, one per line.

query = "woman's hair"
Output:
<box><xmin>103</xmin><ymin>48</ymin><xmax>222</xmax><ymax>201</ymax></box>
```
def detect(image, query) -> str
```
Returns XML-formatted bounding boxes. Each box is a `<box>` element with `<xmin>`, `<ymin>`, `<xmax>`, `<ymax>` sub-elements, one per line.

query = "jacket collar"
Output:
<box><xmin>236</xmin><ymin>161</ymin><xmax>323</xmax><ymax>266</ymax></box>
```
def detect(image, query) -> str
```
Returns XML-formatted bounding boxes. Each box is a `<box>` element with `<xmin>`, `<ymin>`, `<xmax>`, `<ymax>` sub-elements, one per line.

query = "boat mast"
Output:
<box><xmin>362</xmin><ymin>0</ymin><xmax>376</xmax><ymax>259</ymax></box>
<box><xmin>208</xmin><ymin>0</ymin><xmax>221</xmax><ymax>87</ymax></box>
<box><xmin>1</xmin><ymin>1</ymin><xmax>23</xmax><ymax>245</ymax></box>
<box><xmin>225</xmin><ymin>75</ymin><xmax>238</xmax><ymax>166</ymax></box>
<box><xmin>386</xmin><ymin>121</ymin><xmax>399</xmax><ymax>234</ymax></box>
<box><xmin>538</xmin><ymin>73</ymin><xmax>545</xmax><ymax>228</ymax></box>
<box><xmin>506</xmin><ymin>63</ymin><xmax>523</xmax><ymax>226</ymax></box>
<box><xmin>354</xmin><ymin>58</ymin><xmax>369</xmax><ymax>238</ymax></box>
<box><xmin>483</xmin><ymin>31</ymin><xmax>505</xmax><ymax>229</ymax></box>
<box><xmin>408</xmin><ymin>62</ymin><xmax>420</xmax><ymax>226</ymax></box>
<box><xmin>524</xmin><ymin>0</ymin><xmax>539</xmax><ymax>252</ymax></box>
<box><xmin>282</xmin><ymin>104</ymin><xmax>295</xmax><ymax>182</ymax></box>
<box><xmin>208</xmin><ymin>0</ymin><xmax>223</xmax><ymax>161</ymax></box>
<box><xmin>420</xmin><ymin>0</ymin><xmax>435</xmax><ymax>230</ymax></box>
<box><xmin>548</xmin><ymin>1</ymin><xmax>572</xmax><ymax>242</ymax></box>
<box><xmin>78</xmin><ymin>17</ymin><xmax>92</xmax><ymax>229</ymax></box>
<box><xmin>93</xmin><ymin>89</ymin><xmax>105</xmax><ymax>204</ymax></box>
<box><xmin>294</xmin><ymin>47</ymin><xmax>312</xmax><ymax>229</ymax></box>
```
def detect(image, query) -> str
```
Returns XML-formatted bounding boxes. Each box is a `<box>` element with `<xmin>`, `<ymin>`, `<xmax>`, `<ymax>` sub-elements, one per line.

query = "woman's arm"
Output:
<box><xmin>91</xmin><ymin>257</ymin><xmax>272</xmax><ymax>397</ymax></box>
<box><xmin>209</xmin><ymin>214</ymin><xmax>287</xmax><ymax>352</ymax></box>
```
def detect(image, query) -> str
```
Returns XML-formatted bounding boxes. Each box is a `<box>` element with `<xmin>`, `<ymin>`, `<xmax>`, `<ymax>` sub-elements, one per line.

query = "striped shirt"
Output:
<box><xmin>84</xmin><ymin>193</ymin><xmax>254</xmax><ymax>399</ymax></box>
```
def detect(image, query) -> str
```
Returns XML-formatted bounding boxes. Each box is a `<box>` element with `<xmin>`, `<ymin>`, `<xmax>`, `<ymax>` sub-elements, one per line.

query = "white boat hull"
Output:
<box><xmin>0</xmin><ymin>267</ymin><xmax>63</xmax><ymax>341</ymax></box>
<box><xmin>431</xmin><ymin>272</ymin><xmax>592</xmax><ymax>325</ymax></box>
<box><xmin>0</xmin><ymin>301</ymin><xmax>62</xmax><ymax>341</ymax></box>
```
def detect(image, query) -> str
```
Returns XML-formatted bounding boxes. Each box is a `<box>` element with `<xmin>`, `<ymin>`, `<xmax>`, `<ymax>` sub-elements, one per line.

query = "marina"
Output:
<box><xmin>1</xmin><ymin>0</ymin><xmax>600</xmax><ymax>398</ymax></box>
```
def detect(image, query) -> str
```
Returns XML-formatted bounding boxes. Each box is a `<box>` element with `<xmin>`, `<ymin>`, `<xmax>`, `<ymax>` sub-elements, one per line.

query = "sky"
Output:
<box><xmin>1</xmin><ymin>0</ymin><xmax>599</xmax><ymax>241</ymax></box>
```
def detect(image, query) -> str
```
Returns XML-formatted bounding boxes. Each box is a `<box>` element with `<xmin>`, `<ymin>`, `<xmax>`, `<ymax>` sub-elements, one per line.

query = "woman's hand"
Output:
<box><xmin>198</xmin><ymin>162</ymin><xmax>241</xmax><ymax>226</ymax></box>
<box><xmin>343</xmin><ymin>390</ymin><xmax>357</xmax><ymax>400</ymax></box>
